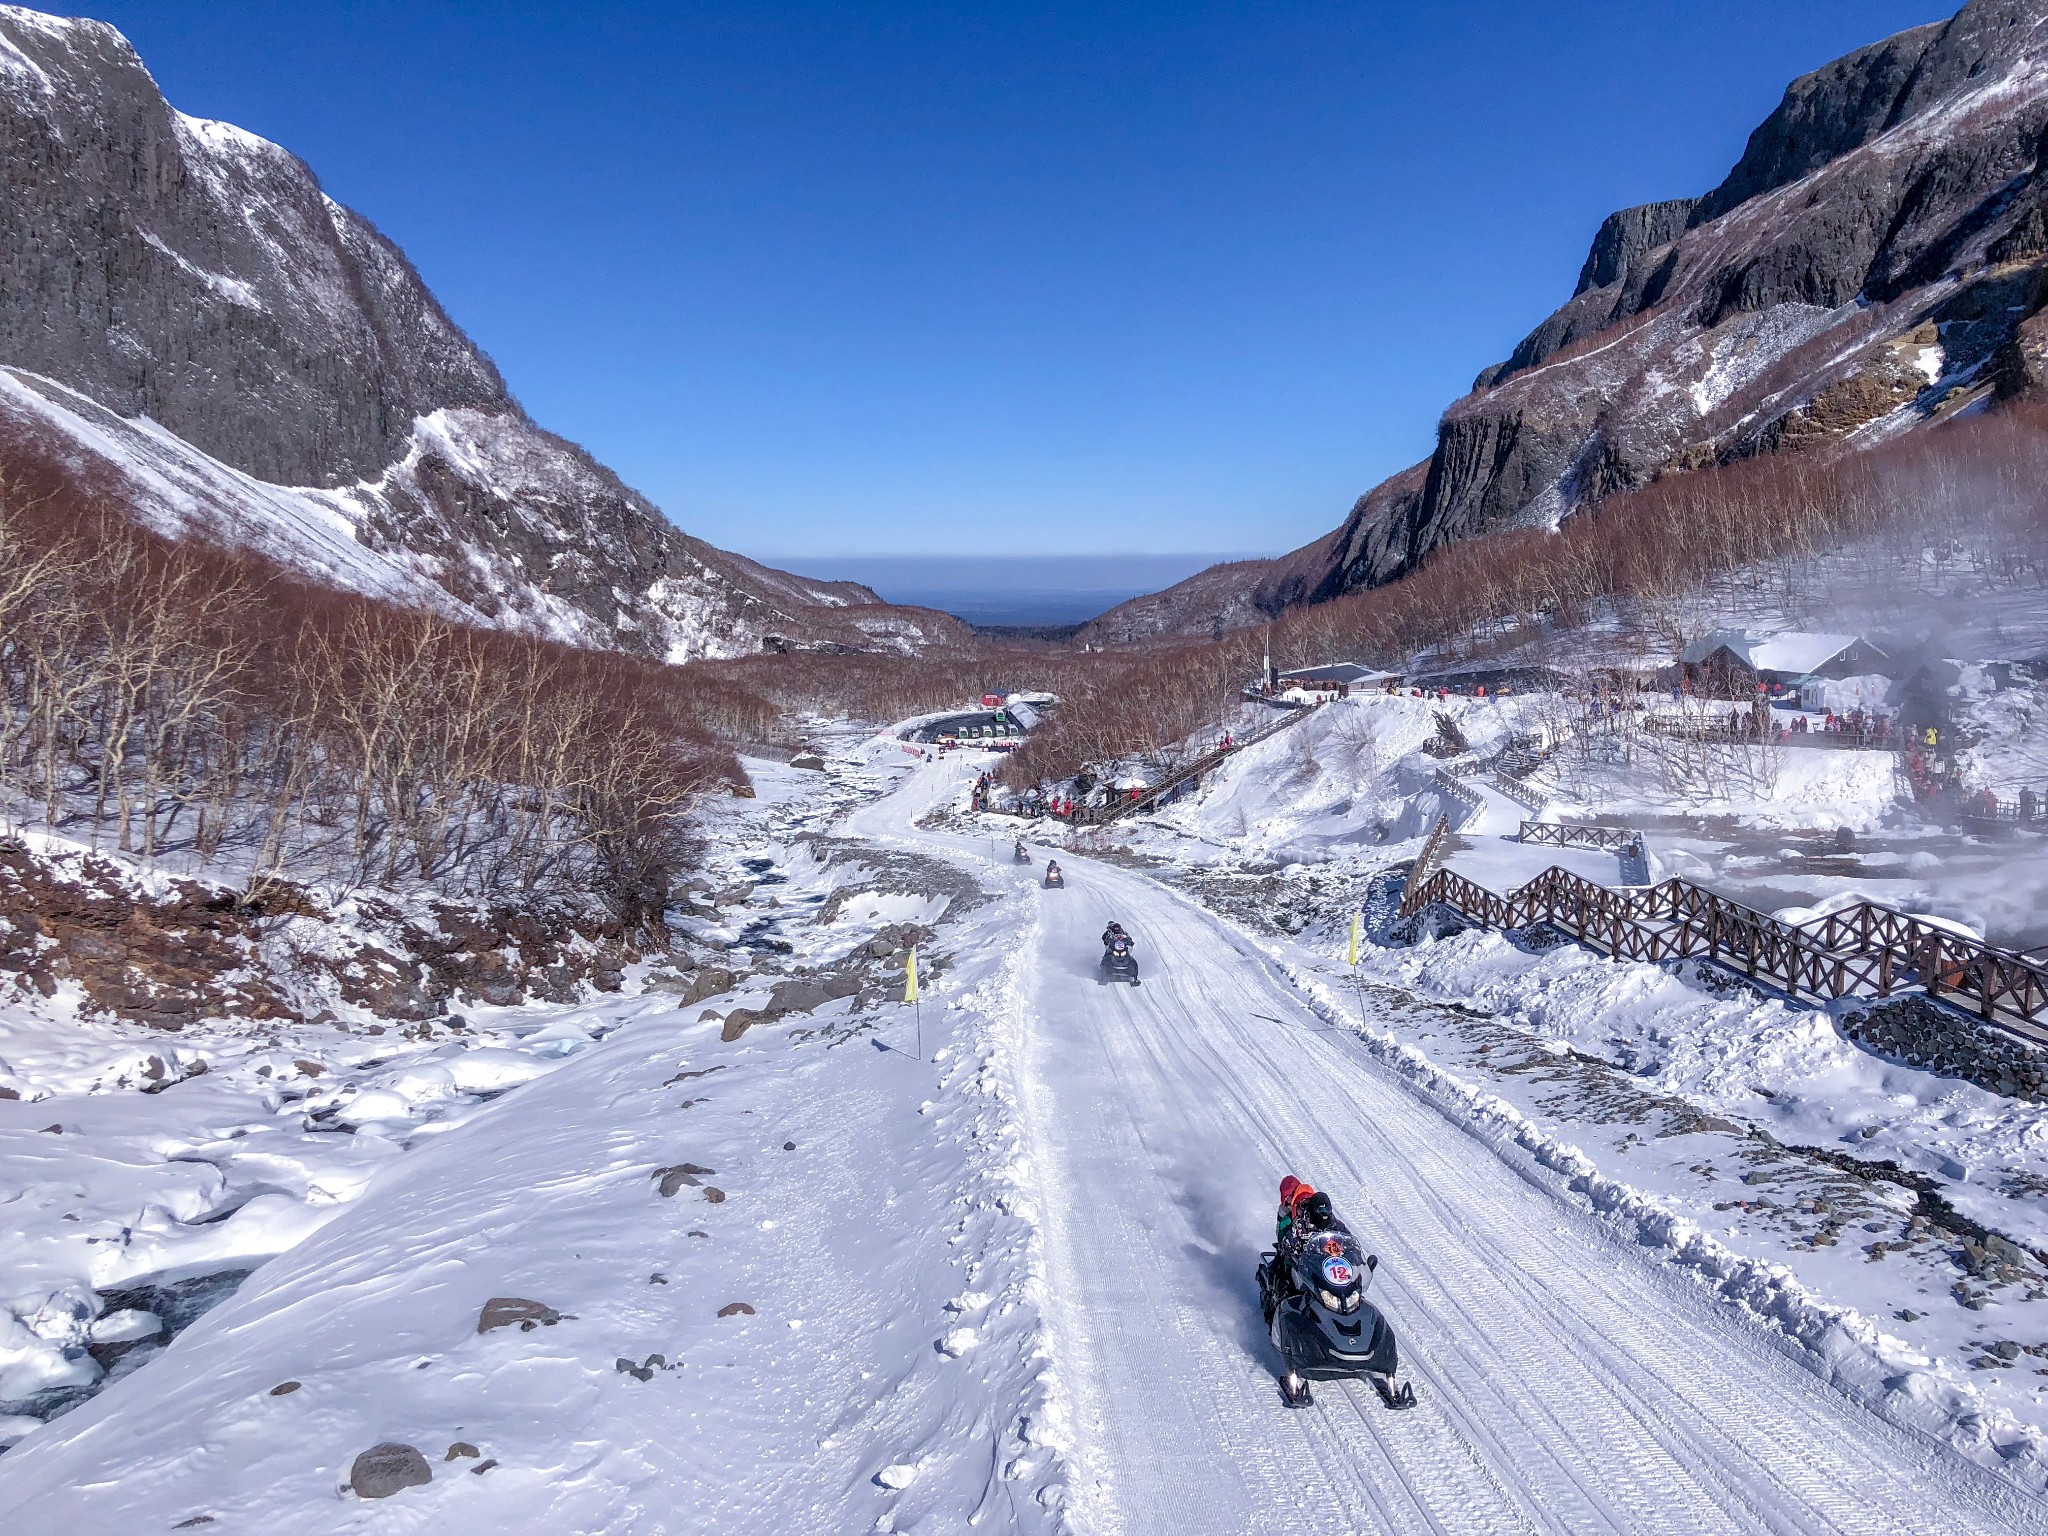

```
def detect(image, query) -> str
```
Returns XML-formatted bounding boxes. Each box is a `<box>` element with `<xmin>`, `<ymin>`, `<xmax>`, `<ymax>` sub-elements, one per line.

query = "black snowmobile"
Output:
<box><xmin>1256</xmin><ymin>1229</ymin><xmax>1416</xmax><ymax>1410</ymax></box>
<box><xmin>1013</xmin><ymin>841</ymin><xmax>1032</xmax><ymax>864</ymax></box>
<box><xmin>1099</xmin><ymin>932</ymin><xmax>1140</xmax><ymax>986</ymax></box>
<box><xmin>1043</xmin><ymin>862</ymin><xmax>1065</xmax><ymax>889</ymax></box>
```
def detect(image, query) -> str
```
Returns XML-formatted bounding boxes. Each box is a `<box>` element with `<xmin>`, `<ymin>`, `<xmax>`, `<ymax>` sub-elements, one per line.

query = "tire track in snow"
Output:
<box><xmin>986</xmin><ymin>840</ymin><xmax>2048</xmax><ymax>1536</ymax></box>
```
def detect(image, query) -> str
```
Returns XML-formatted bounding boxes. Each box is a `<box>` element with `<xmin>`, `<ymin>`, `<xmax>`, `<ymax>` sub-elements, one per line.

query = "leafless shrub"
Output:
<box><xmin>0</xmin><ymin>457</ymin><xmax>747</xmax><ymax>928</ymax></box>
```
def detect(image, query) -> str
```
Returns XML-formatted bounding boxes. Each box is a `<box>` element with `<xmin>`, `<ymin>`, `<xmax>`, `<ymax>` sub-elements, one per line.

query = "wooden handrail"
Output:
<box><xmin>1401</xmin><ymin>853</ymin><xmax>2048</xmax><ymax>1043</ymax></box>
<box><xmin>1517</xmin><ymin>821</ymin><xmax>1640</xmax><ymax>851</ymax></box>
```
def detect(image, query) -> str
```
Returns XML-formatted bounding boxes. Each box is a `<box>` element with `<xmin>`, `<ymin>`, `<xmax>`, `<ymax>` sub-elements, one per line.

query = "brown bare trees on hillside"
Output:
<box><xmin>1002</xmin><ymin>402</ymin><xmax>2048</xmax><ymax>791</ymax></box>
<box><xmin>0</xmin><ymin>469</ymin><xmax>744</xmax><ymax>932</ymax></box>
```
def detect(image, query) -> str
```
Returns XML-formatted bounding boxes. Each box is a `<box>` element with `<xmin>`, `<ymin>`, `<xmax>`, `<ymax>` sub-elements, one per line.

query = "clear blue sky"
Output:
<box><xmin>73</xmin><ymin>1</ymin><xmax>1942</xmax><ymax>558</ymax></box>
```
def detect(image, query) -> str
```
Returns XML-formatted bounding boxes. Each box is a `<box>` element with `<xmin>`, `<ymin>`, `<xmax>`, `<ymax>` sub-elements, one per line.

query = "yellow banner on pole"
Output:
<box><xmin>904</xmin><ymin>946</ymin><xmax>920</xmax><ymax>1004</ymax></box>
<box><xmin>1347</xmin><ymin>911</ymin><xmax>1361</xmax><ymax>968</ymax></box>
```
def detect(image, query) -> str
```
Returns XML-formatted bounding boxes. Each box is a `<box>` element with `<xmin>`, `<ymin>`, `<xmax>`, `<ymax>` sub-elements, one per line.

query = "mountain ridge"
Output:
<box><xmin>1083</xmin><ymin>0</ymin><xmax>2048</xmax><ymax>647</ymax></box>
<box><xmin>0</xmin><ymin>5</ymin><xmax>967</xmax><ymax>660</ymax></box>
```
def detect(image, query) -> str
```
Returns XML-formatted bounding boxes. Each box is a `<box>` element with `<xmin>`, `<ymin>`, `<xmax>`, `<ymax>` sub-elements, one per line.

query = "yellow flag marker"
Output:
<box><xmin>1347</xmin><ymin>911</ymin><xmax>1361</xmax><ymax>968</ymax></box>
<box><xmin>904</xmin><ymin>946</ymin><xmax>920</xmax><ymax>1004</ymax></box>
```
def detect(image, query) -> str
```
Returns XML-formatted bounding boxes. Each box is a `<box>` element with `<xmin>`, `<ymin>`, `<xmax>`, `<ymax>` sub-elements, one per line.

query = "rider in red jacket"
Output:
<box><xmin>1275</xmin><ymin>1175</ymin><xmax>1314</xmax><ymax>1242</ymax></box>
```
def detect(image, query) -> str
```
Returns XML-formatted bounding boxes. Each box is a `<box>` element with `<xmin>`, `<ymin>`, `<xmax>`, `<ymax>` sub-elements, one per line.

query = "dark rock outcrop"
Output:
<box><xmin>1091</xmin><ymin>0</ymin><xmax>2048</xmax><ymax>641</ymax></box>
<box><xmin>0</xmin><ymin>8</ymin><xmax>968</xmax><ymax>660</ymax></box>
<box><xmin>0</xmin><ymin>10</ymin><xmax>502</xmax><ymax>487</ymax></box>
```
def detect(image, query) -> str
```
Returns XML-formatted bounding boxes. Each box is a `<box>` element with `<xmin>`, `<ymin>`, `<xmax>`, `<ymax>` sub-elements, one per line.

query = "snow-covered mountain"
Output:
<box><xmin>0</xmin><ymin>6</ymin><xmax>967</xmax><ymax>659</ymax></box>
<box><xmin>1084</xmin><ymin>0</ymin><xmax>2048</xmax><ymax>644</ymax></box>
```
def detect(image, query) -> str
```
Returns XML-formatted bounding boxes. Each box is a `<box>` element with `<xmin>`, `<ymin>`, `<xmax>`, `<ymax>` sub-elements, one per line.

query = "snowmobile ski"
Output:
<box><xmin>1372</xmin><ymin>1375</ymin><xmax>1418</xmax><ymax>1410</ymax></box>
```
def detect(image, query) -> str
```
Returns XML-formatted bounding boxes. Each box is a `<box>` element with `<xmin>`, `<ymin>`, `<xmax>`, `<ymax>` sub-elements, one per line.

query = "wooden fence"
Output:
<box><xmin>1517</xmin><ymin>821</ymin><xmax>1641</xmax><ymax>852</ymax></box>
<box><xmin>1642</xmin><ymin>715</ymin><xmax>1901</xmax><ymax>752</ymax></box>
<box><xmin>1400</xmin><ymin>857</ymin><xmax>2048</xmax><ymax>1044</ymax></box>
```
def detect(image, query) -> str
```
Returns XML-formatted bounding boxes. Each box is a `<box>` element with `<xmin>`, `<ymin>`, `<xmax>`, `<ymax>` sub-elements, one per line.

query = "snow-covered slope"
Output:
<box><xmin>0</xmin><ymin>6</ymin><xmax>968</xmax><ymax>660</ymax></box>
<box><xmin>7</xmin><ymin>742</ymin><xmax>2048</xmax><ymax>1527</ymax></box>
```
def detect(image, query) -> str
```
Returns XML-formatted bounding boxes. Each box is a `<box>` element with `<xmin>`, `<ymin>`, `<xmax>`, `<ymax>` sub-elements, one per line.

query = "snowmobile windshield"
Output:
<box><xmin>1294</xmin><ymin>1233</ymin><xmax>1367</xmax><ymax>1300</ymax></box>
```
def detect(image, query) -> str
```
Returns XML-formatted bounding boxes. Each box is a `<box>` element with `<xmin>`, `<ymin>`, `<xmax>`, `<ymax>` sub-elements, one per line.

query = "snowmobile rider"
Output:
<box><xmin>1102</xmin><ymin>921</ymin><xmax>1130</xmax><ymax>952</ymax></box>
<box><xmin>1275</xmin><ymin>1175</ymin><xmax>1348</xmax><ymax>1245</ymax></box>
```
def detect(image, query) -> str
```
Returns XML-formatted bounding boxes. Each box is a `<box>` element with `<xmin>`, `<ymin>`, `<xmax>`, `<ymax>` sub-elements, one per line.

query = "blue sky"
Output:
<box><xmin>76</xmin><ymin>1</ymin><xmax>1942</xmax><ymax>558</ymax></box>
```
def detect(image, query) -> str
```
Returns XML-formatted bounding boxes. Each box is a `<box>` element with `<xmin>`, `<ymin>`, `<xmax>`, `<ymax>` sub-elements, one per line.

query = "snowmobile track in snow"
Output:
<box><xmin>907</xmin><ymin>780</ymin><xmax>2048</xmax><ymax>1536</ymax></box>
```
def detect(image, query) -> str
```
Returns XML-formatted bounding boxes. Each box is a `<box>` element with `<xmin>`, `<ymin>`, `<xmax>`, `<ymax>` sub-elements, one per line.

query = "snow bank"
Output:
<box><xmin>1283</xmin><ymin>941</ymin><xmax>2048</xmax><ymax>1488</ymax></box>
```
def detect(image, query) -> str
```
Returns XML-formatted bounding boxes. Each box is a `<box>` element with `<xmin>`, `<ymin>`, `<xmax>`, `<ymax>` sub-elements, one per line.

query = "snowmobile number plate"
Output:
<box><xmin>1321</xmin><ymin>1258</ymin><xmax>1354</xmax><ymax>1286</ymax></box>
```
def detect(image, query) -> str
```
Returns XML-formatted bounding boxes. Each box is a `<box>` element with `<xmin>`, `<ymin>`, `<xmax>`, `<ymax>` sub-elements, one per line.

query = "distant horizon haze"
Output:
<box><xmin>761</xmin><ymin>551</ymin><xmax>1270</xmax><ymax>627</ymax></box>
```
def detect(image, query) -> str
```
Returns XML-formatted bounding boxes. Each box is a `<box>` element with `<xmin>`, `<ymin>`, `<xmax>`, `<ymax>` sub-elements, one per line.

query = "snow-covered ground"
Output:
<box><xmin>994</xmin><ymin>691</ymin><xmax>2048</xmax><ymax>1465</ymax></box>
<box><xmin>6</xmin><ymin>720</ymin><xmax>2048</xmax><ymax>1529</ymax></box>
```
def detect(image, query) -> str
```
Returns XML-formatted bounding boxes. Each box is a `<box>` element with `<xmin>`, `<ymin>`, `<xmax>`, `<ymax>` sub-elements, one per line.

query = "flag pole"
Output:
<box><xmin>1348</xmin><ymin>909</ymin><xmax>1367</xmax><ymax>1032</ymax></box>
<box><xmin>905</xmin><ymin>944</ymin><xmax>923</xmax><ymax>1061</ymax></box>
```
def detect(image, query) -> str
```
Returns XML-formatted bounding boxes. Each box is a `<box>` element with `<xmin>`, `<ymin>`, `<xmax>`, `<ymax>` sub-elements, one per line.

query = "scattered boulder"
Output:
<box><xmin>702</xmin><ymin>1186</ymin><xmax>727</xmax><ymax>1203</ymax></box>
<box><xmin>614</xmin><ymin>1353</ymin><xmax>667</xmax><ymax>1381</ymax></box>
<box><xmin>770</xmin><ymin>973</ymin><xmax>863</xmax><ymax>1015</ymax></box>
<box><xmin>790</xmin><ymin>752</ymin><xmax>827</xmax><ymax>772</ymax></box>
<box><xmin>269</xmin><ymin>1381</ymin><xmax>301</xmax><ymax>1396</ymax></box>
<box><xmin>477</xmin><ymin>1297</ymin><xmax>568</xmax><ymax>1334</ymax></box>
<box><xmin>682</xmin><ymin>968</ymin><xmax>736</xmax><ymax>1007</ymax></box>
<box><xmin>349</xmin><ymin>1442</ymin><xmax>432</xmax><ymax>1500</ymax></box>
<box><xmin>717</xmin><ymin>1301</ymin><xmax>755</xmax><ymax>1317</ymax></box>
<box><xmin>445</xmin><ymin>1442</ymin><xmax>480</xmax><ymax>1461</ymax></box>
<box><xmin>653</xmin><ymin>1164</ymin><xmax>716</xmax><ymax>1197</ymax></box>
<box><xmin>720</xmin><ymin>1007</ymin><xmax>767</xmax><ymax>1042</ymax></box>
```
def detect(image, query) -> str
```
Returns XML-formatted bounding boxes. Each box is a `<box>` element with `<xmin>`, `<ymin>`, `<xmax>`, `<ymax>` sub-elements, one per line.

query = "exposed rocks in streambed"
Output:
<box><xmin>0</xmin><ymin>1268</ymin><xmax>254</xmax><ymax>1443</ymax></box>
<box><xmin>1839</xmin><ymin>995</ymin><xmax>2048</xmax><ymax>1105</ymax></box>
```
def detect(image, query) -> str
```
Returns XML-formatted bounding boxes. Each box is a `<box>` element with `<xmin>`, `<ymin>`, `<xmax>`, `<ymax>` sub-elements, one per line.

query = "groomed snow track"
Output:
<box><xmin>892</xmin><ymin>793</ymin><xmax>2046</xmax><ymax>1533</ymax></box>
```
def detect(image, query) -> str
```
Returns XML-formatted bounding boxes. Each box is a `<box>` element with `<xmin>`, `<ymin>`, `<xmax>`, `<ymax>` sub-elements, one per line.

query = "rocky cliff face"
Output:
<box><xmin>0</xmin><ymin>6</ymin><xmax>963</xmax><ymax>660</ymax></box>
<box><xmin>1085</xmin><ymin>0</ymin><xmax>2048</xmax><ymax>645</ymax></box>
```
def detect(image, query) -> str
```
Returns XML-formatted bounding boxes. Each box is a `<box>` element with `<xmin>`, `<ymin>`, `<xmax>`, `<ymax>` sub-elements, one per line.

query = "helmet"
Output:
<box><xmin>1302</xmin><ymin>1191</ymin><xmax>1335</xmax><ymax>1230</ymax></box>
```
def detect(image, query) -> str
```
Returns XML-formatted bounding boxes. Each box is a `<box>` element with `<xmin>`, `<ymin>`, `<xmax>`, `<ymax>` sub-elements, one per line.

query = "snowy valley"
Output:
<box><xmin>9</xmin><ymin>0</ymin><xmax>2048</xmax><ymax>1530</ymax></box>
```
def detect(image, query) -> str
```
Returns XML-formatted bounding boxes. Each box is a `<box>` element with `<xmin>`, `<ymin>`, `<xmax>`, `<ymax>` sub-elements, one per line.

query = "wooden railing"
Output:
<box><xmin>1517</xmin><ymin>821</ymin><xmax>1641</xmax><ymax>851</ymax></box>
<box><xmin>1642</xmin><ymin>715</ymin><xmax>1901</xmax><ymax>753</ymax></box>
<box><xmin>1429</xmin><ymin>769</ymin><xmax>1485</xmax><ymax>826</ymax></box>
<box><xmin>1488</xmin><ymin>773</ymin><xmax>1545</xmax><ymax>813</ymax></box>
<box><xmin>1401</xmin><ymin>860</ymin><xmax>2048</xmax><ymax>1043</ymax></box>
<box><xmin>1397</xmin><ymin>816</ymin><xmax>1455</xmax><ymax>917</ymax></box>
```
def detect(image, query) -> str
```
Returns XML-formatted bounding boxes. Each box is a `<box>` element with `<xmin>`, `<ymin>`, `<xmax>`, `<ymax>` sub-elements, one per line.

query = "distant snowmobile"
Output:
<box><xmin>1043</xmin><ymin>861</ymin><xmax>1065</xmax><ymax>889</ymax></box>
<box><xmin>1257</xmin><ymin>1203</ymin><xmax>1415</xmax><ymax>1410</ymax></box>
<box><xmin>1013</xmin><ymin>840</ymin><xmax>1032</xmax><ymax>864</ymax></box>
<box><xmin>1099</xmin><ymin>931</ymin><xmax>1140</xmax><ymax>986</ymax></box>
